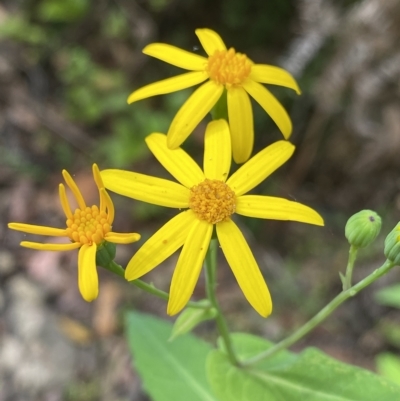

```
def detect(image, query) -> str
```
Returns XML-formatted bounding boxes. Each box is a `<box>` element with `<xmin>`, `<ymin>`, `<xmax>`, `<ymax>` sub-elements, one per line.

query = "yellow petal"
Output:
<box><xmin>92</xmin><ymin>163</ymin><xmax>104</xmax><ymax>189</ymax></box>
<box><xmin>59</xmin><ymin>184</ymin><xmax>73</xmax><ymax>219</ymax></box>
<box><xmin>216</xmin><ymin>219</ymin><xmax>272</xmax><ymax>317</ymax></box>
<box><xmin>20</xmin><ymin>241</ymin><xmax>81</xmax><ymax>251</ymax></box>
<box><xmin>167</xmin><ymin>219</ymin><xmax>213</xmax><ymax>315</ymax></box>
<box><xmin>236</xmin><ymin>195</ymin><xmax>324</xmax><ymax>226</ymax></box>
<box><xmin>203</xmin><ymin>119</ymin><xmax>231</xmax><ymax>182</ymax></box>
<box><xmin>99</xmin><ymin>188</ymin><xmax>114</xmax><ymax>225</ymax></box>
<box><xmin>105</xmin><ymin>232</ymin><xmax>141</xmax><ymax>244</ymax></box>
<box><xmin>167</xmin><ymin>81</ymin><xmax>223</xmax><ymax>149</ymax></box>
<box><xmin>78</xmin><ymin>244</ymin><xmax>99</xmax><ymax>302</ymax></box>
<box><xmin>62</xmin><ymin>169</ymin><xmax>86</xmax><ymax>210</ymax></box>
<box><xmin>227</xmin><ymin>86</ymin><xmax>254</xmax><ymax>164</ymax></box>
<box><xmin>226</xmin><ymin>140</ymin><xmax>295</xmax><ymax>196</ymax></box>
<box><xmin>195</xmin><ymin>28</ymin><xmax>227</xmax><ymax>56</ymax></box>
<box><xmin>127</xmin><ymin>71</ymin><xmax>208</xmax><ymax>104</ymax></box>
<box><xmin>242</xmin><ymin>79</ymin><xmax>292</xmax><ymax>139</ymax></box>
<box><xmin>143</xmin><ymin>43</ymin><xmax>207</xmax><ymax>70</ymax></box>
<box><xmin>8</xmin><ymin>222</ymin><xmax>67</xmax><ymax>237</ymax></box>
<box><xmin>101</xmin><ymin>169</ymin><xmax>190</xmax><ymax>208</ymax></box>
<box><xmin>145</xmin><ymin>133</ymin><xmax>205</xmax><ymax>188</ymax></box>
<box><xmin>125</xmin><ymin>211</ymin><xmax>196</xmax><ymax>280</ymax></box>
<box><xmin>250</xmin><ymin>65</ymin><xmax>301</xmax><ymax>94</ymax></box>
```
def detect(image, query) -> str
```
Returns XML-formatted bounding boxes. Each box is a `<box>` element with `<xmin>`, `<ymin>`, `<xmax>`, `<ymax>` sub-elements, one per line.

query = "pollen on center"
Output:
<box><xmin>66</xmin><ymin>205</ymin><xmax>111</xmax><ymax>245</ymax></box>
<box><xmin>206</xmin><ymin>47</ymin><xmax>252</xmax><ymax>87</ymax></box>
<box><xmin>189</xmin><ymin>179</ymin><xmax>236</xmax><ymax>224</ymax></box>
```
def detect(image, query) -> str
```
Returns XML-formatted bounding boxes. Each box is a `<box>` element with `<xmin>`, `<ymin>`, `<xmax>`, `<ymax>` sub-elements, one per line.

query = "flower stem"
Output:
<box><xmin>205</xmin><ymin>238</ymin><xmax>239</xmax><ymax>366</ymax></box>
<box><xmin>242</xmin><ymin>259</ymin><xmax>395</xmax><ymax>366</ymax></box>
<box><xmin>107</xmin><ymin>261</ymin><xmax>207</xmax><ymax>310</ymax></box>
<box><xmin>342</xmin><ymin>245</ymin><xmax>358</xmax><ymax>291</ymax></box>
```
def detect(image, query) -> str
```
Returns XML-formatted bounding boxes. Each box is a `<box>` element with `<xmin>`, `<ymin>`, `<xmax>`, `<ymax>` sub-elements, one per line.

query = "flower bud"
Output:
<box><xmin>384</xmin><ymin>222</ymin><xmax>400</xmax><ymax>265</ymax></box>
<box><xmin>95</xmin><ymin>241</ymin><xmax>116</xmax><ymax>268</ymax></box>
<box><xmin>345</xmin><ymin>210</ymin><xmax>382</xmax><ymax>249</ymax></box>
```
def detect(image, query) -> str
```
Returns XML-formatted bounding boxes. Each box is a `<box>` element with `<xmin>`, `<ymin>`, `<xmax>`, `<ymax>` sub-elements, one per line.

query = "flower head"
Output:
<box><xmin>128</xmin><ymin>28</ymin><xmax>300</xmax><ymax>163</ymax></box>
<box><xmin>8</xmin><ymin>164</ymin><xmax>141</xmax><ymax>302</ymax></box>
<box><xmin>101</xmin><ymin>120</ymin><xmax>323</xmax><ymax>317</ymax></box>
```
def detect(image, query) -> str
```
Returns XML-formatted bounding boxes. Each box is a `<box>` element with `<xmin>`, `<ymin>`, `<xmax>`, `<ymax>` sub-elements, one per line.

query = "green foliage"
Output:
<box><xmin>125</xmin><ymin>311</ymin><xmax>218</xmax><ymax>401</ymax></box>
<box><xmin>207</xmin><ymin>333</ymin><xmax>400</xmax><ymax>401</ymax></box>
<box><xmin>170</xmin><ymin>301</ymin><xmax>216</xmax><ymax>341</ymax></box>
<box><xmin>0</xmin><ymin>15</ymin><xmax>46</xmax><ymax>44</ymax></box>
<box><xmin>375</xmin><ymin>284</ymin><xmax>400</xmax><ymax>309</ymax></box>
<box><xmin>37</xmin><ymin>0</ymin><xmax>91</xmax><ymax>22</ymax></box>
<box><xmin>376</xmin><ymin>353</ymin><xmax>400</xmax><ymax>386</ymax></box>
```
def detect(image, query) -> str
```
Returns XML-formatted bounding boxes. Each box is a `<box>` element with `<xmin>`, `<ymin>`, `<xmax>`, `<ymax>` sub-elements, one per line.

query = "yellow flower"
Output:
<box><xmin>8</xmin><ymin>164</ymin><xmax>141</xmax><ymax>302</ymax></box>
<box><xmin>128</xmin><ymin>28</ymin><xmax>300</xmax><ymax>164</ymax></box>
<box><xmin>101</xmin><ymin>120</ymin><xmax>323</xmax><ymax>316</ymax></box>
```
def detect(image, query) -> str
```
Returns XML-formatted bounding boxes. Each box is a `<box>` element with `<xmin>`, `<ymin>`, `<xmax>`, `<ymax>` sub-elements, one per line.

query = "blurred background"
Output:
<box><xmin>1</xmin><ymin>0</ymin><xmax>400</xmax><ymax>399</ymax></box>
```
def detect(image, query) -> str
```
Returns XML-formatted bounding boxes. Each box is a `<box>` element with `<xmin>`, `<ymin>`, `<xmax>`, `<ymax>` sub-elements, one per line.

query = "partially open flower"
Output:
<box><xmin>8</xmin><ymin>164</ymin><xmax>141</xmax><ymax>301</ymax></box>
<box><xmin>384</xmin><ymin>222</ymin><xmax>400</xmax><ymax>265</ymax></box>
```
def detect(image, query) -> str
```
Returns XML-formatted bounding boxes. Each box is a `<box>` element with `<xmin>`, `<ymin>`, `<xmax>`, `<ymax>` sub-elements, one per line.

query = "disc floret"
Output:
<box><xmin>189</xmin><ymin>179</ymin><xmax>236</xmax><ymax>224</ymax></box>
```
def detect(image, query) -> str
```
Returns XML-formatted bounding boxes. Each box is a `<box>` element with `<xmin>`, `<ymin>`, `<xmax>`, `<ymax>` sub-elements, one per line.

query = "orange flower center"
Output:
<box><xmin>66</xmin><ymin>205</ymin><xmax>110</xmax><ymax>245</ymax></box>
<box><xmin>189</xmin><ymin>179</ymin><xmax>236</xmax><ymax>224</ymax></box>
<box><xmin>206</xmin><ymin>48</ymin><xmax>252</xmax><ymax>87</ymax></box>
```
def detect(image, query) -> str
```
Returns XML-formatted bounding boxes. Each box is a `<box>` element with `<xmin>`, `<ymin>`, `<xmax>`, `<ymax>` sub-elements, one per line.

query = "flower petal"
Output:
<box><xmin>216</xmin><ymin>219</ymin><xmax>272</xmax><ymax>317</ymax></box>
<box><xmin>195</xmin><ymin>28</ymin><xmax>227</xmax><ymax>56</ymax></box>
<box><xmin>62</xmin><ymin>169</ymin><xmax>86</xmax><ymax>210</ymax></box>
<box><xmin>125</xmin><ymin>211</ymin><xmax>196</xmax><ymax>280</ymax></box>
<box><xmin>59</xmin><ymin>184</ymin><xmax>73</xmax><ymax>219</ymax></box>
<box><xmin>226</xmin><ymin>140</ymin><xmax>295</xmax><ymax>196</ymax></box>
<box><xmin>20</xmin><ymin>241</ymin><xmax>81</xmax><ymax>251</ymax></box>
<box><xmin>105</xmin><ymin>232</ymin><xmax>141</xmax><ymax>244</ymax></box>
<box><xmin>236</xmin><ymin>195</ymin><xmax>324</xmax><ymax>226</ymax></box>
<box><xmin>203</xmin><ymin>119</ymin><xmax>231</xmax><ymax>181</ymax></box>
<box><xmin>8</xmin><ymin>222</ymin><xmax>67</xmax><ymax>236</ymax></box>
<box><xmin>167</xmin><ymin>219</ymin><xmax>213</xmax><ymax>315</ymax></box>
<box><xmin>101</xmin><ymin>169</ymin><xmax>190</xmax><ymax>208</ymax></box>
<box><xmin>99</xmin><ymin>188</ymin><xmax>115</xmax><ymax>224</ymax></box>
<box><xmin>78</xmin><ymin>244</ymin><xmax>99</xmax><ymax>302</ymax></box>
<box><xmin>167</xmin><ymin>81</ymin><xmax>223</xmax><ymax>149</ymax></box>
<box><xmin>250</xmin><ymin>65</ymin><xmax>301</xmax><ymax>94</ymax></box>
<box><xmin>127</xmin><ymin>71</ymin><xmax>208</xmax><ymax>104</ymax></box>
<box><xmin>227</xmin><ymin>86</ymin><xmax>254</xmax><ymax>164</ymax></box>
<box><xmin>143</xmin><ymin>43</ymin><xmax>207</xmax><ymax>70</ymax></box>
<box><xmin>242</xmin><ymin>79</ymin><xmax>292</xmax><ymax>139</ymax></box>
<box><xmin>145</xmin><ymin>133</ymin><xmax>205</xmax><ymax>188</ymax></box>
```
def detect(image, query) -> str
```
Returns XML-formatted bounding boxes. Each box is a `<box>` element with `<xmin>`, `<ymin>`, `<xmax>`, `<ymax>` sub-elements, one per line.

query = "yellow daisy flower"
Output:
<box><xmin>8</xmin><ymin>164</ymin><xmax>141</xmax><ymax>302</ymax></box>
<box><xmin>101</xmin><ymin>120</ymin><xmax>323</xmax><ymax>316</ymax></box>
<box><xmin>128</xmin><ymin>28</ymin><xmax>300</xmax><ymax>164</ymax></box>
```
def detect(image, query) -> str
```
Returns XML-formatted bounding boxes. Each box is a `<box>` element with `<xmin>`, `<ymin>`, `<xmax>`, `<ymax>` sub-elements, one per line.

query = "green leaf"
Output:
<box><xmin>207</xmin><ymin>333</ymin><xmax>400</xmax><ymax>401</ymax></box>
<box><xmin>376</xmin><ymin>352</ymin><xmax>400</xmax><ymax>385</ymax></box>
<box><xmin>374</xmin><ymin>284</ymin><xmax>400</xmax><ymax>308</ymax></box>
<box><xmin>170</xmin><ymin>300</ymin><xmax>216</xmax><ymax>341</ymax></box>
<box><xmin>125</xmin><ymin>311</ymin><xmax>219</xmax><ymax>401</ymax></box>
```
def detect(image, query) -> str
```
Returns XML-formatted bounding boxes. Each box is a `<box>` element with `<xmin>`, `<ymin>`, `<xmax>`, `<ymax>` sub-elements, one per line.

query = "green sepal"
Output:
<box><xmin>210</xmin><ymin>89</ymin><xmax>228</xmax><ymax>121</ymax></box>
<box><xmin>169</xmin><ymin>300</ymin><xmax>217</xmax><ymax>341</ymax></box>
<box><xmin>95</xmin><ymin>240</ymin><xmax>116</xmax><ymax>268</ymax></box>
<box><xmin>384</xmin><ymin>222</ymin><xmax>400</xmax><ymax>265</ymax></box>
<box><xmin>345</xmin><ymin>210</ymin><xmax>382</xmax><ymax>249</ymax></box>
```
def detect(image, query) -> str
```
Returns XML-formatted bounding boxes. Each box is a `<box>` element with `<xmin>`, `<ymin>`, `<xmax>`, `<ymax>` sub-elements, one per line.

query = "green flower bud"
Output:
<box><xmin>384</xmin><ymin>222</ymin><xmax>400</xmax><ymax>265</ymax></box>
<box><xmin>345</xmin><ymin>210</ymin><xmax>382</xmax><ymax>248</ymax></box>
<box><xmin>95</xmin><ymin>240</ymin><xmax>116</xmax><ymax>268</ymax></box>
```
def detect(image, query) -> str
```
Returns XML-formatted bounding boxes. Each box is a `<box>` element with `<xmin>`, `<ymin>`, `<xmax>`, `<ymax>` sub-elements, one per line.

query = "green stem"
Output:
<box><xmin>242</xmin><ymin>259</ymin><xmax>395</xmax><ymax>366</ymax></box>
<box><xmin>343</xmin><ymin>245</ymin><xmax>359</xmax><ymax>291</ymax></box>
<box><xmin>107</xmin><ymin>261</ymin><xmax>207</xmax><ymax>310</ymax></box>
<box><xmin>205</xmin><ymin>238</ymin><xmax>239</xmax><ymax>366</ymax></box>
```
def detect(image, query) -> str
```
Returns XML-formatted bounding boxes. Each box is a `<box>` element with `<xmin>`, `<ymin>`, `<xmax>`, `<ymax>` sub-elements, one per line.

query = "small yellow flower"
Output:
<box><xmin>8</xmin><ymin>164</ymin><xmax>141</xmax><ymax>302</ymax></box>
<box><xmin>128</xmin><ymin>28</ymin><xmax>300</xmax><ymax>163</ymax></box>
<box><xmin>101</xmin><ymin>120</ymin><xmax>323</xmax><ymax>317</ymax></box>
